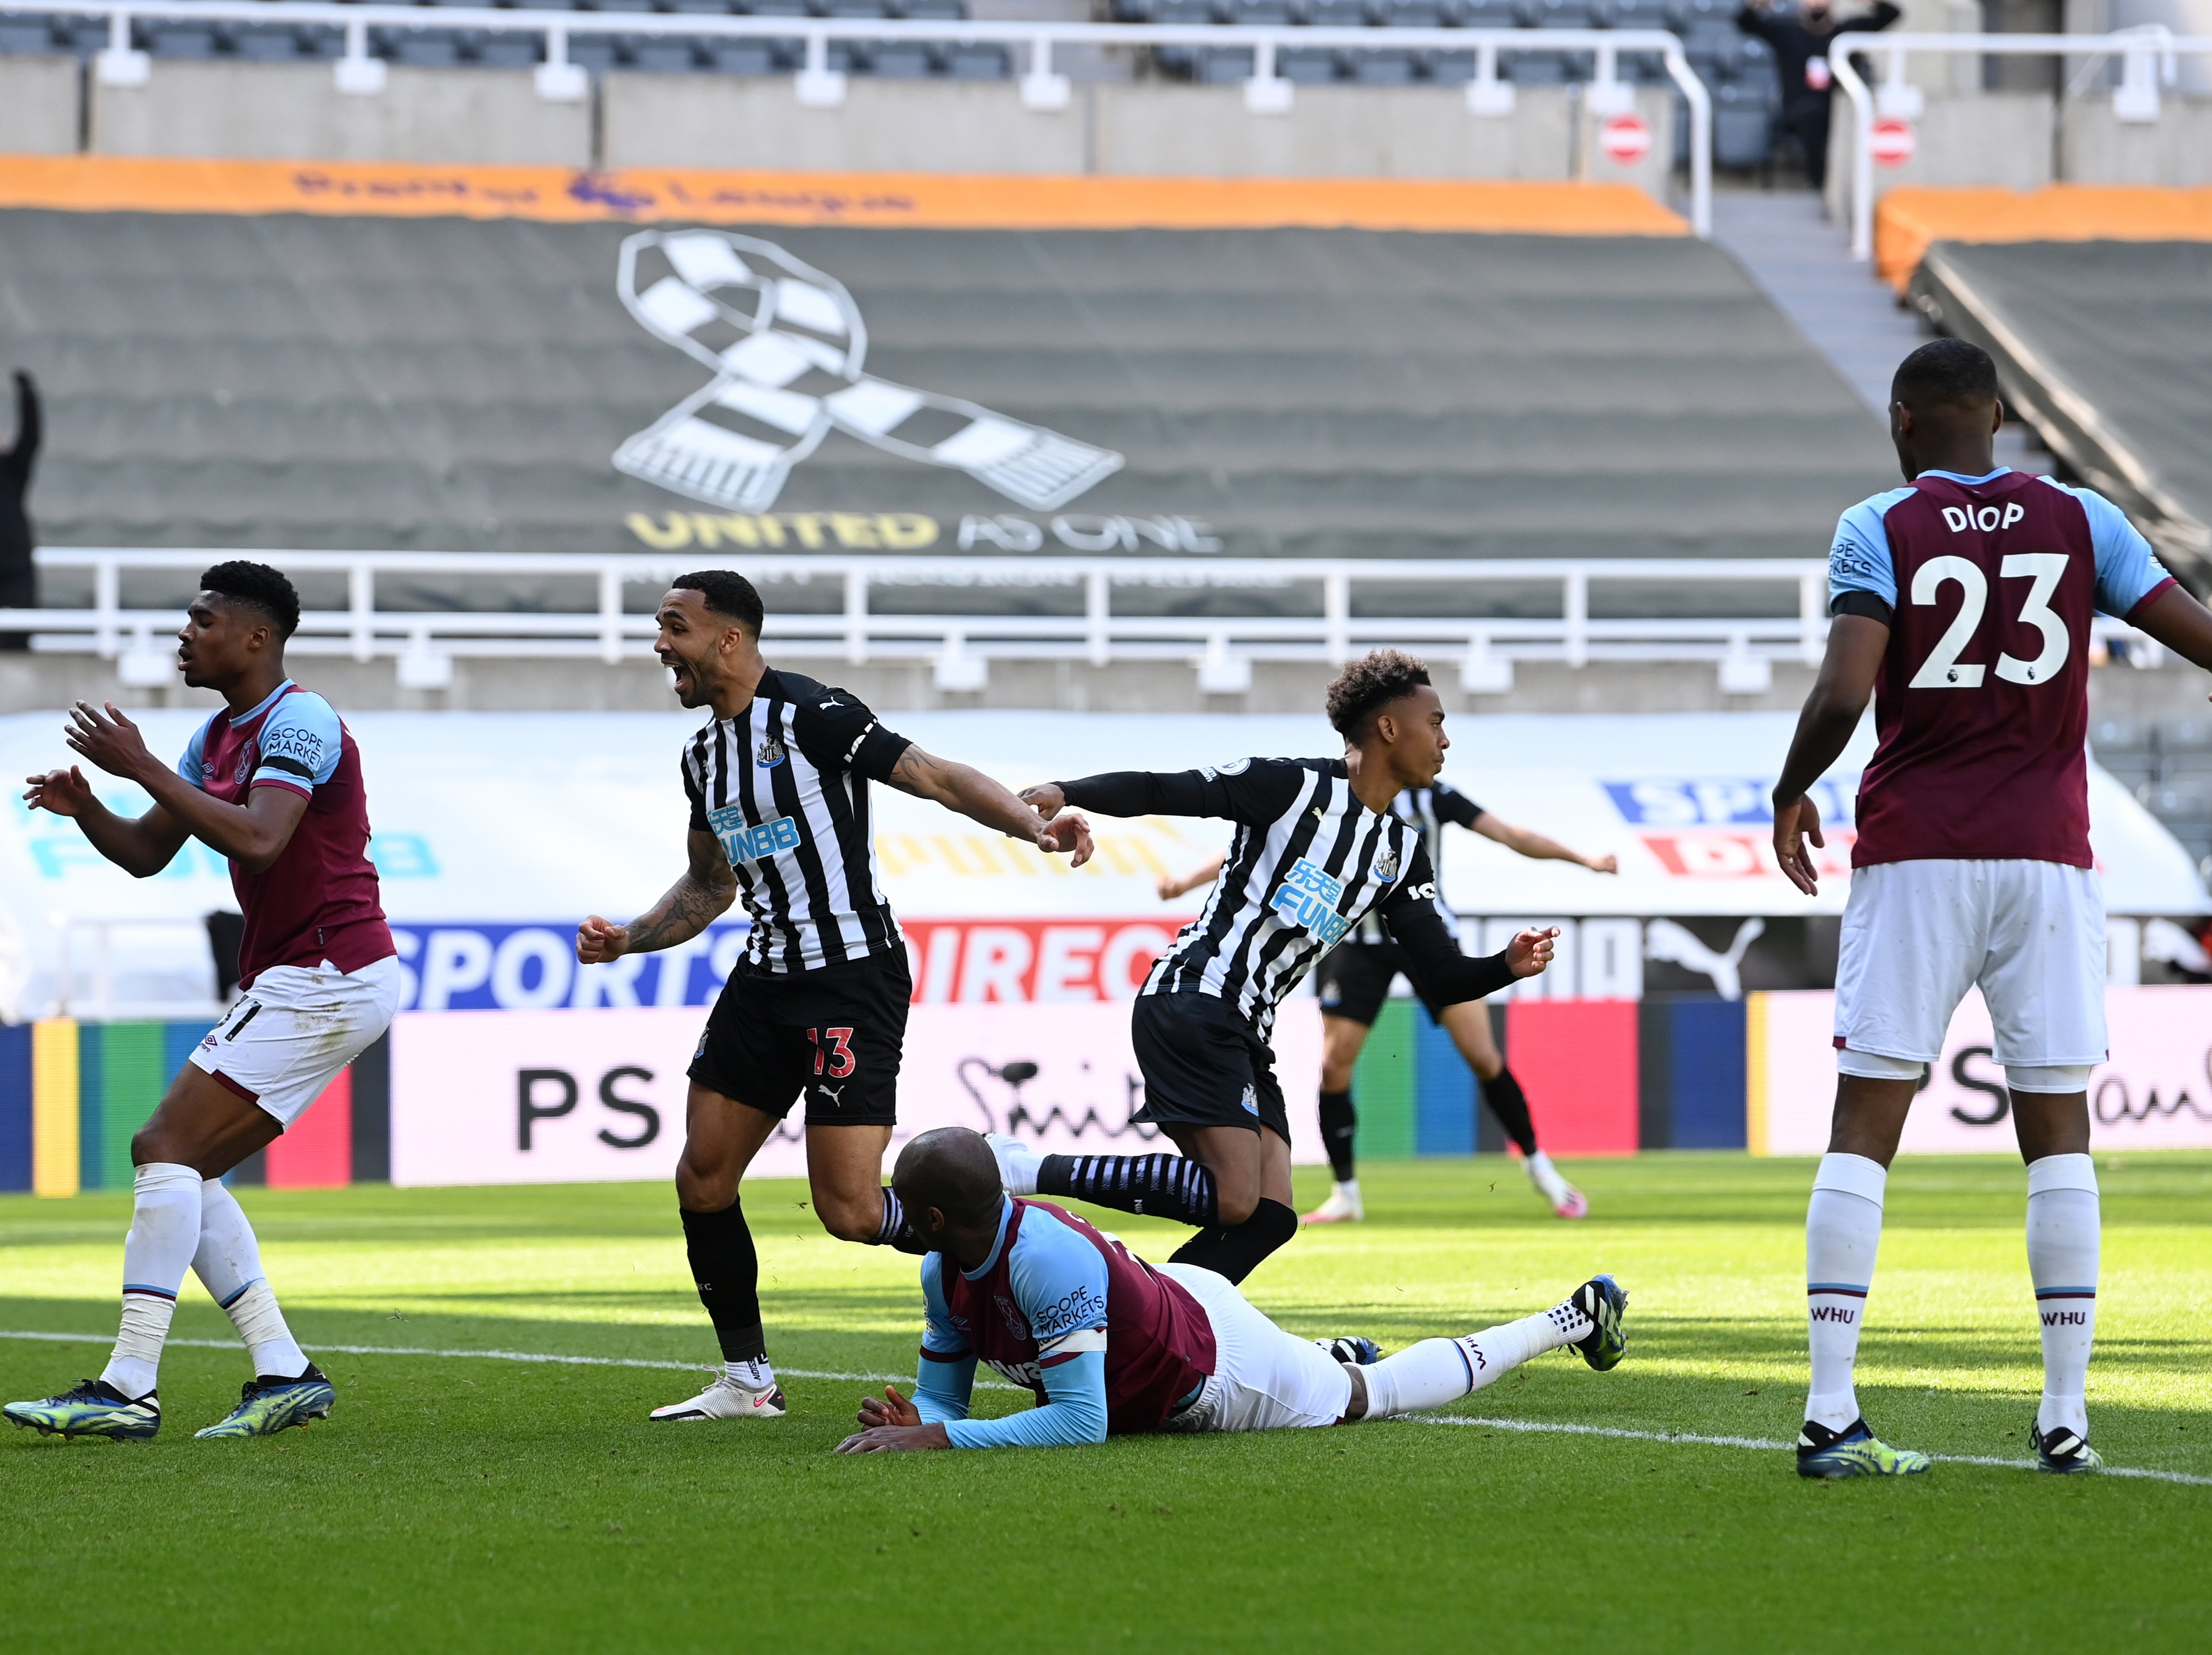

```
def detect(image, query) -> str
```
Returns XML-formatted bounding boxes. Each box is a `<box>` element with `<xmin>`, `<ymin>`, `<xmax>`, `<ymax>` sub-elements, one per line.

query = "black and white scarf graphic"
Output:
<box><xmin>613</xmin><ymin>228</ymin><xmax>1125</xmax><ymax>514</ymax></box>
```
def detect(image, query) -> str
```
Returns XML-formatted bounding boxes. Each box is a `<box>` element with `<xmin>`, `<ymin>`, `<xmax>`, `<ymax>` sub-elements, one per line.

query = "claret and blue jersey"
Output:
<box><xmin>175</xmin><ymin>679</ymin><xmax>391</xmax><ymax>986</ymax></box>
<box><xmin>912</xmin><ymin>1197</ymin><xmax>1216</xmax><ymax>1448</ymax></box>
<box><xmin>1825</xmin><ymin>468</ymin><xmax>2175</xmax><ymax>868</ymax></box>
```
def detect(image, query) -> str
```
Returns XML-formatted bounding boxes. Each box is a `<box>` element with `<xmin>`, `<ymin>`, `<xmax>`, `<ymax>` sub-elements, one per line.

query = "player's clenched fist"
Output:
<box><xmin>1506</xmin><ymin>926</ymin><xmax>1560</xmax><ymax>980</ymax></box>
<box><xmin>575</xmin><ymin>915</ymin><xmax>629</xmax><ymax>964</ymax></box>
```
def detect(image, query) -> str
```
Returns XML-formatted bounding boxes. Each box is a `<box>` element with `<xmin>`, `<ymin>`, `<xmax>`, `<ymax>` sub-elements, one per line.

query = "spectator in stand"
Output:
<box><xmin>1</xmin><ymin>370</ymin><xmax>40</xmax><ymax>651</ymax></box>
<box><xmin>1737</xmin><ymin>0</ymin><xmax>1900</xmax><ymax>192</ymax></box>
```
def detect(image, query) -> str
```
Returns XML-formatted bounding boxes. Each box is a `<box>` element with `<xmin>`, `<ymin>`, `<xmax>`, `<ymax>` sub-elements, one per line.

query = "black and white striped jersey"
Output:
<box><xmin>681</xmin><ymin>667</ymin><xmax>910</xmax><ymax>974</ymax></box>
<box><xmin>1350</xmin><ymin>781</ymin><xmax>1486</xmax><ymax>947</ymax></box>
<box><xmin>1058</xmin><ymin>759</ymin><xmax>1514</xmax><ymax>1042</ymax></box>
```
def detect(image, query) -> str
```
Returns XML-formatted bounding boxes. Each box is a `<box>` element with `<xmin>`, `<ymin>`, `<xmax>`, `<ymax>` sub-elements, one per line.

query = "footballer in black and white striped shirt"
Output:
<box><xmin>990</xmin><ymin>650</ymin><xmax>1558</xmax><ymax>1286</ymax></box>
<box><xmin>575</xmin><ymin>570</ymin><xmax>1092</xmax><ymax>1424</ymax></box>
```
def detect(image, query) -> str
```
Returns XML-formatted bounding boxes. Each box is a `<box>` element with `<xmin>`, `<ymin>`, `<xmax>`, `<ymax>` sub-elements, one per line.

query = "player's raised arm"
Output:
<box><xmin>55</xmin><ymin>700</ymin><xmax>311</xmax><ymax>875</ymax></box>
<box><xmin>23</xmin><ymin>759</ymin><xmax>191</xmax><ymax>878</ymax></box>
<box><xmin>578</xmin><ymin>825</ymin><xmax>736</xmax><ymax>963</ymax></box>
<box><xmin>1158</xmin><ymin>852</ymin><xmax>1226</xmax><ymax>901</ymax></box>
<box><xmin>886</xmin><ymin>745</ymin><xmax>1094</xmax><ymax>867</ymax></box>
<box><xmin>1470</xmin><ymin>813</ymin><xmax>1619</xmax><ymax>875</ymax></box>
<box><xmin>1771</xmin><ymin>615</ymin><xmax>1890</xmax><ymax>896</ymax></box>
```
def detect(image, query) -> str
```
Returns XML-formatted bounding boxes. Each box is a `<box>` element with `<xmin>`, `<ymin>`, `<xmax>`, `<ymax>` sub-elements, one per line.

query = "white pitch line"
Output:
<box><xmin>1416</xmin><ymin>1414</ymin><xmax>2212</xmax><ymax>1487</ymax></box>
<box><xmin>0</xmin><ymin>1327</ymin><xmax>1017</xmax><ymax>1389</ymax></box>
<box><xmin>6</xmin><ymin>1331</ymin><xmax>2204</xmax><ymax>1483</ymax></box>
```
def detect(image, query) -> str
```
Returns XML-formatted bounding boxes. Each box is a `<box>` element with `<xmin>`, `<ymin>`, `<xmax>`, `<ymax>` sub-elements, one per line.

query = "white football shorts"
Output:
<box><xmin>1155</xmin><ymin>1262</ymin><xmax>1353</xmax><ymax>1433</ymax></box>
<box><xmin>190</xmin><ymin>955</ymin><xmax>404</xmax><ymax>1128</ymax></box>
<box><xmin>1833</xmin><ymin>859</ymin><xmax>2106</xmax><ymax>1069</ymax></box>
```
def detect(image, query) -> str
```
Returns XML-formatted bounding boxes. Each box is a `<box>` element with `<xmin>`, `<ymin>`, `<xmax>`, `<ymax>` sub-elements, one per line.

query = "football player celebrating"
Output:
<box><xmin>996</xmin><ymin>650</ymin><xmax>1557</xmax><ymax>1286</ymax></box>
<box><xmin>1773</xmin><ymin>340</ymin><xmax>2212</xmax><ymax>1478</ymax></box>
<box><xmin>836</xmin><ymin>1128</ymin><xmax>1626</xmax><ymax>1452</ymax></box>
<box><xmin>576</xmin><ymin>571</ymin><xmax>1091</xmax><ymax>1424</ymax></box>
<box><xmin>7</xmin><ymin>563</ymin><xmax>399</xmax><ymax>1442</ymax></box>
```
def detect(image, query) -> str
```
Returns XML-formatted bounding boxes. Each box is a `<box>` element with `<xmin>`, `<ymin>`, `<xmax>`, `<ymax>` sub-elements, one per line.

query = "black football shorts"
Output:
<box><xmin>1315</xmin><ymin>941</ymin><xmax>1447</xmax><ymax>1026</ymax></box>
<box><xmin>688</xmin><ymin>948</ymin><xmax>910</xmax><ymax>1127</ymax></box>
<box><xmin>1129</xmin><ymin>991</ymin><xmax>1291</xmax><ymax>1146</ymax></box>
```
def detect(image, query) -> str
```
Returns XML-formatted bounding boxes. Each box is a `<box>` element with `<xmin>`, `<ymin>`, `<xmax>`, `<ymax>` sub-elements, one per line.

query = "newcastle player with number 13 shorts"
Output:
<box><xmin>576</xmin><ymin>571</ymin><xmax>1092</xmax><ymax>1423</ymax></box>
<box><xmin>1772</xmin><ymin>340</ymin><xmax>2212</xmax><ymax>1479</ymax></box>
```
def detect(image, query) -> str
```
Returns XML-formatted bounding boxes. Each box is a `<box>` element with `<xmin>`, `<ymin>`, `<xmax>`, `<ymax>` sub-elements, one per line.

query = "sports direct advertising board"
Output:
<box><xmin>1752</xmin><ymin>987</ymin><xmax>2212</xmax><ymax>1155</ymax></box>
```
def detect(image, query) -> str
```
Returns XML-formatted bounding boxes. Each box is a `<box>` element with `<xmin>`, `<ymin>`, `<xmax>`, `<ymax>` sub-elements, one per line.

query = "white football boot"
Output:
<box><xmin>648</xmin><ymin>1370</ymin><xmax>787</xmax><ymax>1423</ymax></box>
<box><xmin>1301</xmin><ymin>1181</ymin><xmax>1364</xmax><ymax>1224</ymax></box>
<box><xmin>984</xmin><ymin>1133</ymin><xmax>1043</xmax><ymax>1196</ymax></box>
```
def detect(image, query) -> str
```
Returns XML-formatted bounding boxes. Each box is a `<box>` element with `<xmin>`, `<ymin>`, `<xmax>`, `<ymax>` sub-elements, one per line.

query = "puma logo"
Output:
<box><xmin>815</xmin><ymin>1083</ymin><xmax>846</xmax><ymax>1104</ymax></box>
<box><xmin>820</xmin><ymin>698</ymin><xmax>844</xmax><ymax>710</ymax></box>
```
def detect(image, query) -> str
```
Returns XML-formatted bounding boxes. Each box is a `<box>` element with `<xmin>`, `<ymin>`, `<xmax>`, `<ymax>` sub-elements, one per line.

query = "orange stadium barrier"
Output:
<box><xmin>0</xmin><ymin>153</ymin><xmax>1687</xmax><ymax>236</ymax></box>
<box><xmin>1875</xmin><ymin>184</ymin><xmax>2212</xmax><ymax>291</ymax></box>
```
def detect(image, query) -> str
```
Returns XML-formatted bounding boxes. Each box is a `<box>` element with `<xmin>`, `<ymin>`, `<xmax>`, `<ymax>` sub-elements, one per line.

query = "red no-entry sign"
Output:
<box><xmin>1870</xmin><ymin>116</ymin><xmax>1917</xmax><ymax>168</ymax></box>
<box><xmin>1599</xmin><ymin>112</ymin><xmax>1653</xmax><ymax>167</ymax></box>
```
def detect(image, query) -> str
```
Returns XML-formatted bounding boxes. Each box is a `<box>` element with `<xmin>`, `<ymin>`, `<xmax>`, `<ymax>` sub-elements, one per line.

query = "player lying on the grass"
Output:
<box><xmin>993</xmin><ymin>651</ymin><xmax>1558</xmax><ymax>1287</ymax></box>
<box><xmin>835</xmin><ymin>1128</ymin><xmax>1626</xmax><ymax>1452</ymax></box>
<box><xmin>575</xmin><ymin>571</ymin><xmax>1092</xmax><ymax>1424</ymax></box>
<box><xmin>1160</xmin><ymin>774</ymin><xmax>1616</xmax><ymax>1225</ymax></box>
<box><xmin>7</xmin><ymin>563</ymin><xmax>397</xmax><ymax>1443</ymax></box>
<box><xmin>1772</xmin><ymin>339</ymin><xmax>2212</xmax><ymax>1481</ymax></box>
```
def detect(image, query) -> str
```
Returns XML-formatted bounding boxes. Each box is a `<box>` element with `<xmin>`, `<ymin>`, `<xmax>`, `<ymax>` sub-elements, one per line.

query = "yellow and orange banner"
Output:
<box><xmin>0</xmin><ymin>153</ymin><xmax>1687</xmax><ymax>236</ymax></box>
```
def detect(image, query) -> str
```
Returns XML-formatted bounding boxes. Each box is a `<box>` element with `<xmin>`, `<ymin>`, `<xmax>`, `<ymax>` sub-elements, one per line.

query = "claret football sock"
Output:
<box><xmin>1317</xmin><ymin>1089</ymin><xmax>1357</xmax><ymax>1184</ymax></box>
<box><xmin>2025</xmin><ymin>1152</ymin><xmax>2099</xmax><ymax>1440</ymax></box>
<box><xmin>1038</xmin><ymin>1153</ymin><xmax>1218</xmax><ymax>1227</ymax></box>
<box><xmin>193</xmin><ymin>1178</ymin><xmax>308</xmax><ymax>1379</ymax></box>
<box><xmin>101</xmin><ymin>1162</ymin><xmax>204</xmax><ymax>1400</ymax></box>
<box><xmin>681</xmin><ymin>1199</ymin><xmax>767</xmax><ymax>1366</ymax></box>
<box><xmin>1805</xmin><ymin>1151</ymin><xmax>1887</xmax><ymax>1432</ymax></box>
<box><xmin>1361</xmin><ymin>1300</ymin><xmax>1591</xmax><ymax>1420</ymax></box>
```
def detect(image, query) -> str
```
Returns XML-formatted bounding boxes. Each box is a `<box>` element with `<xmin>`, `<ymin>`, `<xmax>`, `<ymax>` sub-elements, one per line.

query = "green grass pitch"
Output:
<box><xmin>3</xmin><ymin>1152</ymin><xmax>2208</xmax><ymax>1653</ymax></box>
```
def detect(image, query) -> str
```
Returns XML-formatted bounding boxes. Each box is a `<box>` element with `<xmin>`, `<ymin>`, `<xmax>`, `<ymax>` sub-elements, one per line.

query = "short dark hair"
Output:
<box><xmin>1325</xmin><ymin>649</ymin><xmax>1433</xmax><ymax>738</ymax></box>
<box><xmin>672</xmin><ymin>570</ymin><xmax>764</xmax><ymax>633</ymax></box>
<box><xmin>892</xmin><ymin>1129</ymin><xmax>1004</xmax><ymax>1231</ymax></box>
<box><xmin>1892</xmin><ymin>339</ymin><xmax>1998</xmax><ymax>410</ymax></box>
<box><xmin>200</xmin><ymin>560</ymin><xmax>300</xmax><ymax>640</ymax></box>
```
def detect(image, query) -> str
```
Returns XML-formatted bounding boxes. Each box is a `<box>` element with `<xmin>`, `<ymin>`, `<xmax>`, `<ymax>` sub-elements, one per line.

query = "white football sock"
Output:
<box><xmin>1525</xmin><ymin>1150</ymin><xmax>1569</xmax><ymax>1201</ymax></box>
<box><xmin>724</xmin><ymin>1357</ymin><xmax>775</xmax><ymax>1390</ymax></box>
<box><xmin>193</xmin><ymin>1178</ymin><xmax>309</xmax><ymax>1380</ymax></box>
<box><xmin>1360</xmin><ymin>1299</ymin><xmax>1593</xmax><ymax>1420</ymax></box>
<box><xmin>1805</xmin><ymin>1151</ymin><xmax>1886</xmax><ymax>1431</ymax></box>
<box><xmin>2025</xmin><ymin>1152</ymin><xmax>2099</xmax><ymax>1439</ymax></box>
<box><xmin>101</xmin><ymin>1162</ymin><xmax>203</xmax><ymax>1400</ymax></box>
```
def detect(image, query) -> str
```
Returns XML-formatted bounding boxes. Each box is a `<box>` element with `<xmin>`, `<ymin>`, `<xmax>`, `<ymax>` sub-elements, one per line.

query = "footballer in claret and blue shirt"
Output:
<box><xmin>836</xmin><ymin>1129</ymin><xmax>1629</xmax><ymax>1454</ymax></box>
<box><xmin>7</xmin><ymin>562</ymin><xmax>397</xmax><ymax>1445</ymax></box>
<box><xmin>1771</xmin><ymin>339</ymin><xmax>2212</xmax><ymax>1481</ymax></box>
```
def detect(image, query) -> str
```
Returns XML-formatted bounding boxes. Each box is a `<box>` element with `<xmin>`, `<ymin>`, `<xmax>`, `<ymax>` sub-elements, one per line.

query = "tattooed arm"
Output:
<box><xmin>576</xmin><ymin>828</ymin><xmax>738</xmax><ymax>962</ymax></box>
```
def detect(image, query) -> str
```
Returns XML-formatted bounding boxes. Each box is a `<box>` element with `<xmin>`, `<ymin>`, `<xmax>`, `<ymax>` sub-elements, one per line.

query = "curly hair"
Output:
<box><xmin>1325</xmin><ymin>649</ymin><xmax>1433</xmax><ymax>738</ymax></box>
<box><xmin>200</xmin><ymin>560</ymin><xmax>301</xmax><ymax>639</ymax></box>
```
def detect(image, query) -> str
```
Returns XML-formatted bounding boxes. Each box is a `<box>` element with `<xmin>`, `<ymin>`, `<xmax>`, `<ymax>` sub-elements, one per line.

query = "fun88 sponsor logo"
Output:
<box><xmin>1271</xmin><ymin>857</ymin><xmax>1351</xmax><ymax>945</ymax></box>
<box><xmin>390</xmin><ymin>922</ymin><xmax>753</xmax><ymax>1011</ymax></box>
<box><xmin>707</xmin><ymin>803</ymin><xmax>801</xmax><ymax>866</ymax></box>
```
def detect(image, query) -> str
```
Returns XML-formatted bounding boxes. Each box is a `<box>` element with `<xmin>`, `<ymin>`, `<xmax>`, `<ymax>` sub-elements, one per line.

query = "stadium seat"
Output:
<box><xmin>0</xmin><ymin>16</ymin><xmax>65</xmax><ymax>54</ymax></box>
<box><xmin>475</xmin><ymin>32</ymin><xmax>545</xmax><ymax>67</ymax></box>
<box><xmin>1455</xmin><ymin>0</ymin><xmax>1522</xmax><ymax>27</ymax></box>
<box><xmin>869</xmin><ymin>40</ymin><xmax>934</xmax><ymax>75</ymax></box>
<box><xmin>1350</xmin><ymin>47</ymin><xmax>1418</xmax><ymax>81</ymax></box>
<box><xmin>373</xmin><ymin>27</ymin><xmax>466</xmax><ymax>67</ymax></box>
<box><xmin>1228</xmin><ymin>0</ymin><xmax>1297</xmax><ymax>22</ymax></box>
<box><xmin>230</xmin><ymin>23</ymin><xmax>306</xmax><ymax>61</ymax></box>
<box><xmin>1428</xmin><ymin>48</ymin><xmax>1478</xmax><ymax>80</ymax></box>
<box><xmin>146</xmin><ymin>25</ymin><xmax>220</xmax><ymax>58</ymax></box>
<box><xmin>1156</xmin><ymin>0</ymin><xmax>1221</xmax><ymax>19</ymax></box>
<box><xmin>1198</xmin><ymin>44</ymin><xmax>1255</xmax><ymax>79</ymax></box>
<box><xmin>1712</xmin><ymin>78</ymin><xmax>1772</xmax><ymax>166</ymax></box>
<box><xmin>1525</xmin><ymin>0</ymin><xmax>1595</xmax><ymax>27</ymax></box>
<box><xmin>1280</xmin><ymin>45</ymin><xmax>1342</xmax><ymax>79</ymax></box>
<box><xmin>707</xmin><ymin>39</ymin><xmax>784</xmax><ymax>71</ymax></box>
<box><xmin>825</xmin><ymin>0</ymin><xmax>892</xmax><ymax>17</ymax></box>
<box><xmin>898</xmin><ymin>0</ymin><xmax>968</xmax><ymax>17</ymax></box>
<box><xmin>1380</xmin><ymin>0</ymin><xmax>1447</xmax><ymax>27</ymax></box>
<box><xmin>943</xmin><ymin>41</ymin><xmax>1008</xmax><ymax>75</ymax></box>
<box><xmin>1306</xmin><ymin>0</ymin><xmax>1373</xmax><ymax>25</ymax></box>
<box><xmin>1506</xmin><ymin>48</ymin><xmax>1565</xmax><ymax>80</ymax></box>
<box><xmin>627</xmin><ymin>36</ymin><xmax>706</xmax><ymax>71</ymax></box>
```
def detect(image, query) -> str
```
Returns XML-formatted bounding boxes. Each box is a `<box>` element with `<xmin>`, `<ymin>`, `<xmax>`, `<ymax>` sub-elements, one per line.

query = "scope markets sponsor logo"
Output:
<box><xmin>391</xmin><ymin>918</ymin><xmax>1176</xmax><ymax>1011</ymax></box>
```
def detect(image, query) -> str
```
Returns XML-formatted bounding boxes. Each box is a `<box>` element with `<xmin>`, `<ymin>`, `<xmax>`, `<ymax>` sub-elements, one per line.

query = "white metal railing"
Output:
<box><xmin>6</xmin><ymin>544</ymin><xmax>2172</xmax><ymax>695</ymax></box>
<box><xmin>49</xmin><ymin>916</ymin><xmax>229</xmax><ymax>1021</ymax></box>
<box><xmin>1831</xmin><ymin>28</ymin><xmax>2212</xmax><ymax>263</ymax></box>
<box><xmin>25</xmin><ymin>0</ymin><xmax>1714</xmax><ymax>236</ymax></box>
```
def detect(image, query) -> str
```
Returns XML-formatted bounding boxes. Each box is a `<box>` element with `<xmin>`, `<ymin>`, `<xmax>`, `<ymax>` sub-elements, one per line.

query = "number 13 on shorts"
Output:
<box><xmin>808</xmin><ymin>1027</ymin><xmax>856</xmax><ymax>1078</ymax></box>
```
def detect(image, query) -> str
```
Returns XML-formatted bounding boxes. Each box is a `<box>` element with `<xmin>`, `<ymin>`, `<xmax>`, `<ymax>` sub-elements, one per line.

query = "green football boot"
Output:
<box><xmin>195</xmin><ymin>1364</ymin><xmax>335</xmax><ymax>1439</ymax></box>
<box><xmin>1796</xmin><ymin>1417</ymin><xmax>1932</xmax><ymax>1479</ymax></box>
<box><xmin>4</xmin><ymin>1379</ymin><xmax>161</xmax><ymax>1441</ymax></box>
<box><xmin>1571</xmin><ymin>1275</ymin><xmax>1629</xmax><ymax>1372</ymax></box>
